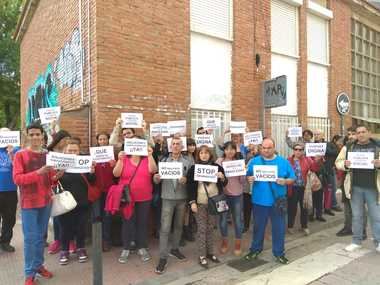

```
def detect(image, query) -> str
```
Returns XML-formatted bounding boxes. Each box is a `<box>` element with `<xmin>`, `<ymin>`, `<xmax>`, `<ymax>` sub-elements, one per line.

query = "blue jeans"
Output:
<box><xmin>351</xmin><ymin>186</ymin><xmax>380</xmax><ymax>245</ymax></box>
<box><xmin>219</xmin><ymin>195</ymin><xmax>243</xmax><ymax>239</ymax></box>
<box><xmin>21</xmin><ymin>205</ymin><xmax>51</xmax><ymax>278</ymax></box>
<box><xmin>250</xmin><ymin>204</ymin><xmax>286</xmax><ymax>257</ymax></box>
<box><xmin>327</xmin><ymin>172</ymin><xmax>338</xmax><ymax>208</ymax></box>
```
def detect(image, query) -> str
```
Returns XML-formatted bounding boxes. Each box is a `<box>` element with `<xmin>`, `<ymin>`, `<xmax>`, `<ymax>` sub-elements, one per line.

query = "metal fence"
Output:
<box><xmin>307</xmin><ymin>116</ymin><xmax>332</xmax><ymax>141</ymax></box>
<box><xmin>190</xmin><ymin>109</ymin><xmax>231</xmax><ymax>139</ymax></box>
<box><xmin>270</xmin><ymin>114</ymin><xmax>299</xmax><ymax>157</ymax></box>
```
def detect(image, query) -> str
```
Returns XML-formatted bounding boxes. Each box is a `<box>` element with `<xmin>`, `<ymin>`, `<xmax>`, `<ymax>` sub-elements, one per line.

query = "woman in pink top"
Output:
<box><xmin>216</xmin><ymin>142</ymin><xmax>245</xmax><ymax>256</ymax></box>
<box><xmin>113</xmin><ymin>144</ymin><xmax>157</xmax><ymax>264</ymax></box>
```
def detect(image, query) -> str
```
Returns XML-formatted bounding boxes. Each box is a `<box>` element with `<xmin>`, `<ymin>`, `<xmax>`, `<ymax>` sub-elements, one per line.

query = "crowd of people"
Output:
<box><xmin>0</xmin><ymin>118</ymin><xmax>379</xmax><ymax>285</ymax></box>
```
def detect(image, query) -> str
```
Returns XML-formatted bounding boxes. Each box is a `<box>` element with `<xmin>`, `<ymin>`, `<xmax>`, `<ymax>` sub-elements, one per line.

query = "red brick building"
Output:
<box><xmin>15</xmin><ymin>0</ymin><xmax>376</xmax><ymax>154</ymax></box>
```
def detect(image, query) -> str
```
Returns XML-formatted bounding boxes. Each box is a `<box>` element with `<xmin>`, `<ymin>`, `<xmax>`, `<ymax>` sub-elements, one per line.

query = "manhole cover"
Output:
<box><xmin>227</xmin><ymin>258</ymin><xmax>268</xmax><ymax>272</ymax></box>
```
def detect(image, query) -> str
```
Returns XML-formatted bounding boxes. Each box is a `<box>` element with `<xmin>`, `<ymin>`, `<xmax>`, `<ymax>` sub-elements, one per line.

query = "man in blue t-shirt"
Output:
<box><xmin>244</xmin><ymin>137</ymin><xmax>295</xmax><ymax>264</ymax></box>
<box><xmin>0</xmin><ymin>128</ymin><xmax>19</xmax><ymax>252</ymax></box>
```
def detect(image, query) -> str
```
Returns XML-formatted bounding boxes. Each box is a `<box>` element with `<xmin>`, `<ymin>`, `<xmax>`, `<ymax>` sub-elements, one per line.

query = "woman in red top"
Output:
<box><xmin>113</xmin><ymin>144</ymin><xmax>157</xmax><ymax>264</ymax></box>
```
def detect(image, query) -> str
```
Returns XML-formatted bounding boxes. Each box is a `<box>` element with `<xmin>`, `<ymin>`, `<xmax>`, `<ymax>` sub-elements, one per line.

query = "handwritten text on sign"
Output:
<box><xmin>38</xmin><ymin>106</ymin><xmax>61</xmax><ymax>125</ymax></box>
<box><xmin>159</xmin><ymin>162</ymin><xmax>183</xmax><ymax>179</ymax></box>
<box><xmin>46</xmin><ymin>152</ymin><xmax>76</xmax><ymax>170</ymax></box>
<box><xmin>66</xmin><ymin>156</ymin><xmax>93</xmax><ymax>173</ymax></box>
<box><xmin>124</xmin><ymin>139</ymin><xmax>148</xmax><ymax>156</ymax></box>
<box><xmin>244</xmin><ymin>131</ymin><xmax>263</xmax><ymax>146</ymax></box>
<box><xmin>167</xmin><ymin>137</ymin><xmax>187</xmax><ymax>152</ymax></box>
<box><xmin>150</xmin><ymin>123</ymin><xmax>169</xmax><ymax>137</ymax></box>
<box><xmin>288</xmin><ymin>127</ymin><xmax>302</xmax><ymax>138</ymax></box>
<box><xmin>305</xmin><ymin>143</ymin><xmax>326</xmax><ymax>157</ymax></box>
<box><xmin>0</xmin><ymin>131</ymin><xmax>20</xmax><ymax>147</ymax></box>
<box><xmin>230</xmin><ymin>121</ymin><xmax>247</xmax><ymax>134</ymax></box>
<box><xmin>222</xmin><ymin>159</ymin><xmax>246</xmax><ymax>177</ymax></box>
<box><xmin>195</xmin><ymin>134</ymin><xmax>214</xmax><ymax>148</ymax></box>
<box><xmin>347</xmin><ymin>152</ymin><xmax>375</xmax><ymax>169</ymax></box>
<box><xmin>194</xmin><ymin>164</ymin><xmax>218</xmax><ymax>183</ymax></box>
<box><xmin>202</xmin><ymin>118</ymin><xmax>221</xmax><ymax>130</ymax></box>
<box><xmin>90</xmin><ymin>146</ymin><xmax>114</xmax><ymax>163</ymax></box>
<box><xmin>167</xmin><ymin>120</ymin><xmax>186</xmax><ymax>135</ymax></box>
<box><xmin>253</xmin><ymin>165</ymin><xmax>278</xmax><ymax>182</ymax></box>
<box><xmin>121</xmin><ymin>113</ymin><xmax>143</xmax><ymax>128</ymax></box>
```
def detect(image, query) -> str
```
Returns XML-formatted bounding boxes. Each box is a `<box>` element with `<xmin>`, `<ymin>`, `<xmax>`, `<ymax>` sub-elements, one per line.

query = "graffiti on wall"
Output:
<box><xmin>26</xmin><ymin>28</ymin><xmax>83</xmax><ymax>126</ymax></box>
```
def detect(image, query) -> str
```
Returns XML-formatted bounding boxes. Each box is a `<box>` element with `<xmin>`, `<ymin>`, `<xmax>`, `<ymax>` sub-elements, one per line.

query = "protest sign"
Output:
<box><xmin>66</xmin><ymin>156</ymin><xmax>93</xmax><ymax>173</ymax></box>
<box><xmin>253</xmin><ymin>165</ymin><xmax>278</xmax><ymax>182</ymax></box>
<box><xmin>90</xmin><ymin>146</ymin><xmax>114</xmax><ymax>163</ymax></box>
<box><xmin>167</xmin><ymin>120</ymin><xmax>186</xmax><ymax>135</ymax></box>
<box><xmin>222</xmin><ymin>160</ymin><xmax>246</xmax><ymax>177</ymax></box>
<box><xmin>194</xmin><ymin>164</ymin><xmax>218</xmax><ymax>183</ymax></box>
<box><xmin>195</xmin><ymin>134</ymin><xmax>214</xmax><ymax>148</ymax></box>
<box><xmin>158</xmin><ymin>162</ymin><xmax>183</xmax><ymax>179</ymax></box>
<box><xmin>121</xmin><ymin>113</ymin><xmax>143</xmax><ymax>128</ymax></box>
<box><xmin>230</xmin><ymin>121</ymin><xmax>247</xmax><ymax>134</ymax></box>
<box><xmin>124</xmin><ymin>138</ymin><xmax>148</xmax><ymax>156</ymax></box>
<box><xmin>38</xmin><ymin>106</ymin><xmax>61</xmax><ymax>125</ymax></box>
<box><xmin>167</xmin><ymin>137</ymin><xmax>187</xmax><ymax>152</ymax></box>
<box><xmin>347</xmin><ymin>152</ymin><xmax>375</xmax><ymax>169</ymax></box>
<box><xmin>305</xmin><ymin>143</ymin><xmax>327</xmax><ymax>157</ymax></box>
<box><xmin>46</xmin><ymin>152</ymin><xmax>76</xmax><ymax>170</ymax></box>
<box><xmin>288</xmin><ymin>127</ymin><xmax>302</xmax><ymax>138</ymax></box>
<box><xmin>244</xmin><ymin>131</ymin><xmax>263</xmax><ymax>146</ymax></box>
<box><xmin>150</xmin><ymin>123</ymin><xmax>169</xmax><ymax>137</ymax></box>
<box><xmin>0</xmin><ymin>131</ymin><xmax>20</xmax><ymax>147</ymax></box>
<box><xmin>202</xmin><ymin>118</ymin><xmax>221</xmax><ymax>130</ymax></box>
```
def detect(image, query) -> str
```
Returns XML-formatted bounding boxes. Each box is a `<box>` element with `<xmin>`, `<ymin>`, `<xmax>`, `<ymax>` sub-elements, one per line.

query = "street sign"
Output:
<box><xmin>336</xmin><ymin>92</ymin><xmax>350</xmax><ymax>115</ymax></box>
<box><xmin>263</xmin><ymin>75</ymin><xmax>287</xmax><ymax>108</ymax></box>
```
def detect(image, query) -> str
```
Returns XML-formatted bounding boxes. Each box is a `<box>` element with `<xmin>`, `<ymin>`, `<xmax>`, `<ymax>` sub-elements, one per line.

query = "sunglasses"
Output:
<box><xmin>294</xmin><ymin>148</ymin><xmax>304</xmax><ymax>151</ymax></box>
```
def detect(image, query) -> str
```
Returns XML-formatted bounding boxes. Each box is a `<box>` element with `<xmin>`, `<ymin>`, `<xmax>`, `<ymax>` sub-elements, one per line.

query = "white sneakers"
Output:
<box><xmin>344</xmin><ymin>243</ymin><xmax>362</xmax><ymax>252</ymax></box>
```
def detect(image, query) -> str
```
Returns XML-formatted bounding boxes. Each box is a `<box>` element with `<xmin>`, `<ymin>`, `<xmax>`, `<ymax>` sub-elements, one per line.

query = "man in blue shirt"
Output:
<box><xmin>245</xmin><ymin>137</ymin><xmax>295</xmax><ymax>264</ymax></box>
<box><xmin>0</xmin><ymin>128</ymin><xmax>19</xmax><ymax>252</ymax></box>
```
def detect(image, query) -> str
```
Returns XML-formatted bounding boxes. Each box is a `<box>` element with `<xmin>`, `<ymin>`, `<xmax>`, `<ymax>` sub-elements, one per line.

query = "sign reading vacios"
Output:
<box><xmin>46</xmin><ymin>152</ymin><xmax>76</xmax><ymax>170</ymax></box>
<box><xmin>194</xmin><ymin>164</ymin><xmax>218</xmax><ymax>183</ymax></box>
<box><xmin>253</xmin><ymin>165</ymin><xmax>278</xmax><ymax>182</ymax></box>
<box><xmin>263</xmin><ymin>75</ymin><xmax>287</xmax><ymax>108</ymax></box>
<box><xmin>159</xmin><ymin>162</ymin><xmax>183</xmax><ymax>179</ymax></box>
<box><xmin>0</xmin><ymin>131</ymin><xmax>20</xmax><ymax>147</ymax></box>
<box><xmin>90</xmin><ymin>146</ymin><xmax>114</xmax><ymax>163</ymax></box>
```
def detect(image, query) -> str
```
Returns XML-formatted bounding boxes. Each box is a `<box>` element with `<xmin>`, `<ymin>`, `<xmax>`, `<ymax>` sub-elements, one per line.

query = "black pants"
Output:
<box><xmin>122</xmin><ymin>201</ymin><xmax>151</xmax><ymax>250</ymax></box>
<box><xmin>243</xmin><ymin>193</ymin><xmax>252</xmax><ymax>229</ymax></box>
<box><xmin>58</xmin><ymin>206</ymin><xmax>89</xmax><ymax>251</ymax></box>
<box><xmin>312</xmin><ymin>188</ymin><xmax>323</xmax><ymax>218</ymax></box>
<box><xmin>0</xmin><ymin>191</ymin><xmax>18</xmax><ymax>244</ymax></box>
<box><xmin>287</xmin><ymin>186</ymin><xmax>307</xmax><ymax>228</ymax></box>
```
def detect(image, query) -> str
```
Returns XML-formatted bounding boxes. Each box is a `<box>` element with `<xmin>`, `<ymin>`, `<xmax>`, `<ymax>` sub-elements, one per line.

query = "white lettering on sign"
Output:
<box><xmin>150</xmin><ymin>123</ymin><xmax>169</xmax><ymax>137</ymax></box>
<box><xmin>90</xmin><ymin>146</ymin><xmax>114</xmax><ymax>163</ymax></box>
<box><xmin>66</xmin><ymin>155</ymin><xmax>93</xmax><ymax>173</ymax></box>
<box><xmin>244</xmin><ymin>131</ymin><xmax>263</xmax><ymax>146</ymax></box>
<box><xmin>305</xmin><ymin>143</ymin><xmax>327</xmax><ymax>157</ymax></box>
<box><xmin>124</xmin><ymin>138</ymin><xmax>148</xmax><ymax>156</ymax></box>
<box><xmin>195</xmin><ymin>134</ymin><xmax>214</xmax><ymax>148</ymax></box>
<box><xmin>230</xmin><ymin>121</ymin><xmax>247</xmax><ymax>134</ymax></box>
<box><xmin>159</xmin><ymin>162</ymin><xmax>183</xmax><ymax>179</ymax></box>
<box><xmin>347</xmin><ymin>152</ymin><xmax>375</xmax><ymax>169</ymax></box>
<box><xmin>288</xmin><ymin>127</ymin><xmax>302</xmax><ymax>138</ymax></box>
<box><xmin>253</xmin><ymin>165</ymin><xmax>278</xmax><ymax>182</ymax></box>
<box><xmin>167</xmin><ymin>120</ymin><xmax>186</xmax><ymax>135</ymax></box>
<box><xmin>38</xmin><ymin>106</ymin><xmax>61</xmax><ymax>125</ymax></box>
<box><xmin>202</xmin><ymin>118</ymin><xmax>221</xmax><ymax>130</ymax></box>
<box><xmin>194</xmin><ymin>164</ymin><xmax>218</xmax><ymax>183</ymax></box>
<box><xmin>46</xmin><ymin>152</ymin><xmax>76</xmax><ymax>170</ymax></box>
<box><xmin>121</xmin><ymin>113</ymin><xmax>143</xmax><ymax>128</ymax></box>
<box><xmin>0</xmin><ymin>131</ymin><xmax>20</xmax><ymax>147</ymax></box>
<box><xmin>222</xmin><ymin>160</ymin><xmax>246</xmax><ymax>177</ymax></box>
<box><xmin>167</xmin><ymin>137</ymin><xmax>187</xmax><ymax>152</ymax></box>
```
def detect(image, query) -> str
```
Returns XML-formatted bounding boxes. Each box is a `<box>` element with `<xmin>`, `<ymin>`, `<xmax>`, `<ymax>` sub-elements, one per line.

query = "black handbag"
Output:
<box><xmin>203</xmin><ymin>183</ymin><xmax>229</xmax><ymax>215</ymax></box>
<box><xmin>120</xmin><ymin>159</ymin><xmax>142</xmax><ymax>205</ymax></box>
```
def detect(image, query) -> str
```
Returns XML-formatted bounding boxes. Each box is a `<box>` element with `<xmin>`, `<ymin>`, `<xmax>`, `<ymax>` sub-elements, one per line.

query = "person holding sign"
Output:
<box><xmin>216</xmin><ymin>142</ymin><xmax>246</xmax><ymax>256</ymax></box>
<box><xmin>245</xmin><ymin>138</ymin><xmax>295</xmax><ymax>265</ymax></box>
<box><xmin>153</xmin><ymin>137</ymin><xmax>191</xmax><ymax>274</ymax></box>
<box><xmin>13</xmin><ymin>123</ymin><xmax>62</xmax><ymax>285</ymax></box>
<box><xmin>336</xmin><ymin>125</ymin><xmax>380</xmax><ymax>253</ymax></box>
<box><xmin>187</xmin><ymin>146</ymin><xmax>228</xmax><ymax>268</ymax></box>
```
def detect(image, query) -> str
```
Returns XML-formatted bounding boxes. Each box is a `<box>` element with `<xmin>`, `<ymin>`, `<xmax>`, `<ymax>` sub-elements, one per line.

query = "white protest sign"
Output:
<box><xmin>124</xmin><ymin>138</ymin><xmax>148</xmax><ymax>156</ymax></box>
<box><xmin>0</xmin><ymin>131</ymin><xmax>20</xmax><ymax>147</ymax></box>
<box><xmin>230</xmin><ymin>121</ymin><xmax>247</xmax><ymax>134</ymax></box>
<box><xmin>167</xmin><ymin>137</ymin><xmax>187</xmax><ymax>152</ymax></box>
<box><xmin>158</xmin><ymin>162</ymin><xmax>183</xmax><ymax>179</ymax></box>
<box><xmin>348</xmin><ymin>152</ymin><xmax>375</xmax><ymax>169</ymax></box>
<box><xmin>202</xmin><ymin>118</ymin><xmax>221</xmax><ymax>130</ymax></box>
<box><xmin>150</xmin><ymin>123</ymin><xmax>169</xmax><ymax>137</ymax></box>
<box><xmin>46</xmin><ymin>152</ymin><xmax>76</xmax><ymax>170</ymax></box>
<box><xmin>195</xmin><ymin>134</ymin><xmax>214</xmax><ymax>148</ymax></box>
<box><xmin>121</xmin><ymin>113</ymin><xmax>143</xmax><ymax>128</ymax></box>
<box><xmin>305</xmin><ymin>143</ymin><xmax>327</xmax><ymax>157</ymax></box>
<box><xmin>194</xmin><ymin>164</ymin><xmax>218</xmax><ymax>183</ymax></box>
<box><xmin>222</xmin><ymin>159</ymin><xmax>246</xmax><ymax>177</ymax></box>
<box><xmin>253</xmin><ymin>165</ymin><xmax>278</xmax><ymax>182</ymax></box>
<box><xmin>167</xmin><ymin>120</ymin><xmax>186</xmax><ymax>135</ymax></box>
<box><xmin>244</xmin><ymin>131</ymin><xmax>263</xmax><ymax>146</ymax></box>
<box><xmin>90</xmin><ymin>146</ymin><xmax>114</xmax><ymax>163</ymax></box>
<box><xmin>66</xmin><ymin>156</ymin><xmax>93</xmax><ymax>173</ymax></box>
<box><xmin>288</xmin><ymin>127</ymin><xmax>302</xmax><ymax>138</ymax></box>
<box><xmin>38</xmin><ymin>106</ymin><xmax>61</xmax><ymax>125</ymax></box>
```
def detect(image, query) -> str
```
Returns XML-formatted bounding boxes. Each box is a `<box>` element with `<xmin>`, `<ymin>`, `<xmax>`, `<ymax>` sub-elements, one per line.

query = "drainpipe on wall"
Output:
<box><xmin>87</xmin><ymin>0</ymin><xmax>92</xmax><ymax>148</ymax></box>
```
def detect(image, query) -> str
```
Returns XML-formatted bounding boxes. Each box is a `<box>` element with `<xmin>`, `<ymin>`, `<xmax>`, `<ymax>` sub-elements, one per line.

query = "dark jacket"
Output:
<box><xmin>59</xmin><ymin>172</ymin><xmax>96</xmax><ymax>206</ymax></box>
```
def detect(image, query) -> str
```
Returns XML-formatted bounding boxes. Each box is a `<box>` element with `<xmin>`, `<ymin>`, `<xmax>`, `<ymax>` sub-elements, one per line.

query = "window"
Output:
<box><xmin>307</xmin><ymin>13</ymin><xmax>329</xmax><ymax>64</ymax></box>
<box><xmin>307</xmin><ymin>63</ymin><xmax>328</xmax><ymax>117</ymax></box>
<box><xmin>190</xmin><ymin>109</ymin><xmax>230</xmax><ymax>139</ymax></box>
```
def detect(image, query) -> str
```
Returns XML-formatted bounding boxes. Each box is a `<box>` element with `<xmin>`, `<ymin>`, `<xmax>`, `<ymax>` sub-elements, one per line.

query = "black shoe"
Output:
<box><xmin>332</xmin><ymin>206</ymin><xmax>343</xmax><ymax>212</ymax></box>
<box><xmin>363</xmin><ymin>231</ymin><xmax>367</xmax><ymax>241</ymax></box>
<box><xmin>130</xmin><ymin>241</ymin><xmax>137</xmax><ymax>253</ymax></box>
<box><xmin>1</xmin><ymin>243</ymin><xmax>15</xmax><ymax>252</ymax></box>
<box><xmin>325</xmin><ymin>210</ymin><xmax>335</xmax><ymax>216</ymax></box>
<box><xmin>155</xmin><ymin>258</ymin><xmax>167</xmax><ymax>274</ymax></box>
<box><xmin>275</xmin><ymin>255</ymin><xmax>289</xmax><ymax>265</ymax></box>
<box><xmin>336</xmin><ymin>228</ymin><xmax>353</xmax><ymax>237</ymax></box>
<box><xmin>242</xmin><ymin>227</ymin><xmax>249</xmax><ymax>233</ymax></box>
<box><xmin>183</xmin><ymin>226</ymin><xmax>195</xmax><ymax>242</ymax></box>
<box><xmin>179</xmin><ymin>237</ymin><xmax>186</xmax><ymax>247</ymax></box>
<box><xmin>169</xmin><ymin>249</ymin><xmax>187</xmax><ymax>261</ymax></box>
<box><xmin>316</xmin><ymin>216</ymin><xmax>326</xmax><ymax>222</ymax></box>
<box><xmin>309</xmin><ymin>215</ymin><xmax>315</xmax><ymax>222</ymax></box>
<box><xmin>206</xmin><ymin>254</ymin><xmax>220</xmax><ymax>263</ymax></box>
<box><xmin>199</xmin><ymin>256</ymin><xmax>208</xmax><ymax>269</ymax></box>
<box><xmin>244</xmin><ymin>250</ymin><xmax>261</xmax><ymax>261</ymax></box>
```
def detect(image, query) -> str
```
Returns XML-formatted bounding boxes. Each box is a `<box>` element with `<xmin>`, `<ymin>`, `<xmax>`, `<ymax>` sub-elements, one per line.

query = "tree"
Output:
<box><xmin>0</xmin><ymin>0</ymin><xmax>22</xmax><ymax>129</ymax></box>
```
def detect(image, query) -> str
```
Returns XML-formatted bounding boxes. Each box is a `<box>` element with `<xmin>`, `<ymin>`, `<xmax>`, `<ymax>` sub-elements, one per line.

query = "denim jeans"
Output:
<box><xmin>219</xmin><ymin>195</ymin><xmax>243</xmax><ymax>239</ymax></box>
<box><xmin>351</xmin><ymin>186</ymin><xmax>380</xmax><ymax>245</ymax></box>
<box><xmin>327</xmin><ymin>172</ymin><xmax>338</xmax><ymax>208</ymax></box>
<box><xmin>21</xmin><ymin>205</ymin><xmax>51</xmax><ymax>278</ymax></box>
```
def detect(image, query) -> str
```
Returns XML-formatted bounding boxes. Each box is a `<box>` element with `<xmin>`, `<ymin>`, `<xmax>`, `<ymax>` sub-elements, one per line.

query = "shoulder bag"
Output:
<box><xmin>51</xmin><ymin>181</ymin><xmax>78</xmax><ymax>217</ymax></box>
<box><xmin>120</xmin><ymin>158</ymin><xmax>142</xmax><ymax>205</ymax></box>
<box><xmin>202</xmin><ymin>183</ymin><xmax>229</xmax><ymax>215</ymax></box>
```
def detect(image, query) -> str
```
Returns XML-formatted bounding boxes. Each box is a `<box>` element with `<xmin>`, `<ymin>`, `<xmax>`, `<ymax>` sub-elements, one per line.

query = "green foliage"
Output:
<box><xmin>0</xmin><ymin>0</ymin><xmax>23</xmax><ymax>129</ymax></box>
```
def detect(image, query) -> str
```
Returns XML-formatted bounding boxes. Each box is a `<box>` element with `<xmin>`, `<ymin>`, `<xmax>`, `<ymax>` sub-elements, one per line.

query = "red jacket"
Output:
<box><xmin>287</xmin><ymin>155</ymin><xmax>320</xmax><ymax>190</ymax></box>
<box><xmin>95</xmin><ymin>162</ymin><xmax>115</xmax><ymax>192</ymax></box>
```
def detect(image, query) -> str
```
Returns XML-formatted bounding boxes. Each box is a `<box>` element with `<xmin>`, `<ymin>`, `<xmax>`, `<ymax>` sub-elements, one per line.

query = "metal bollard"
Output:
<box><xmin>92</xmin><ymin>200</ymin><xmax>103</xmax><ymax>285</ymax></box>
